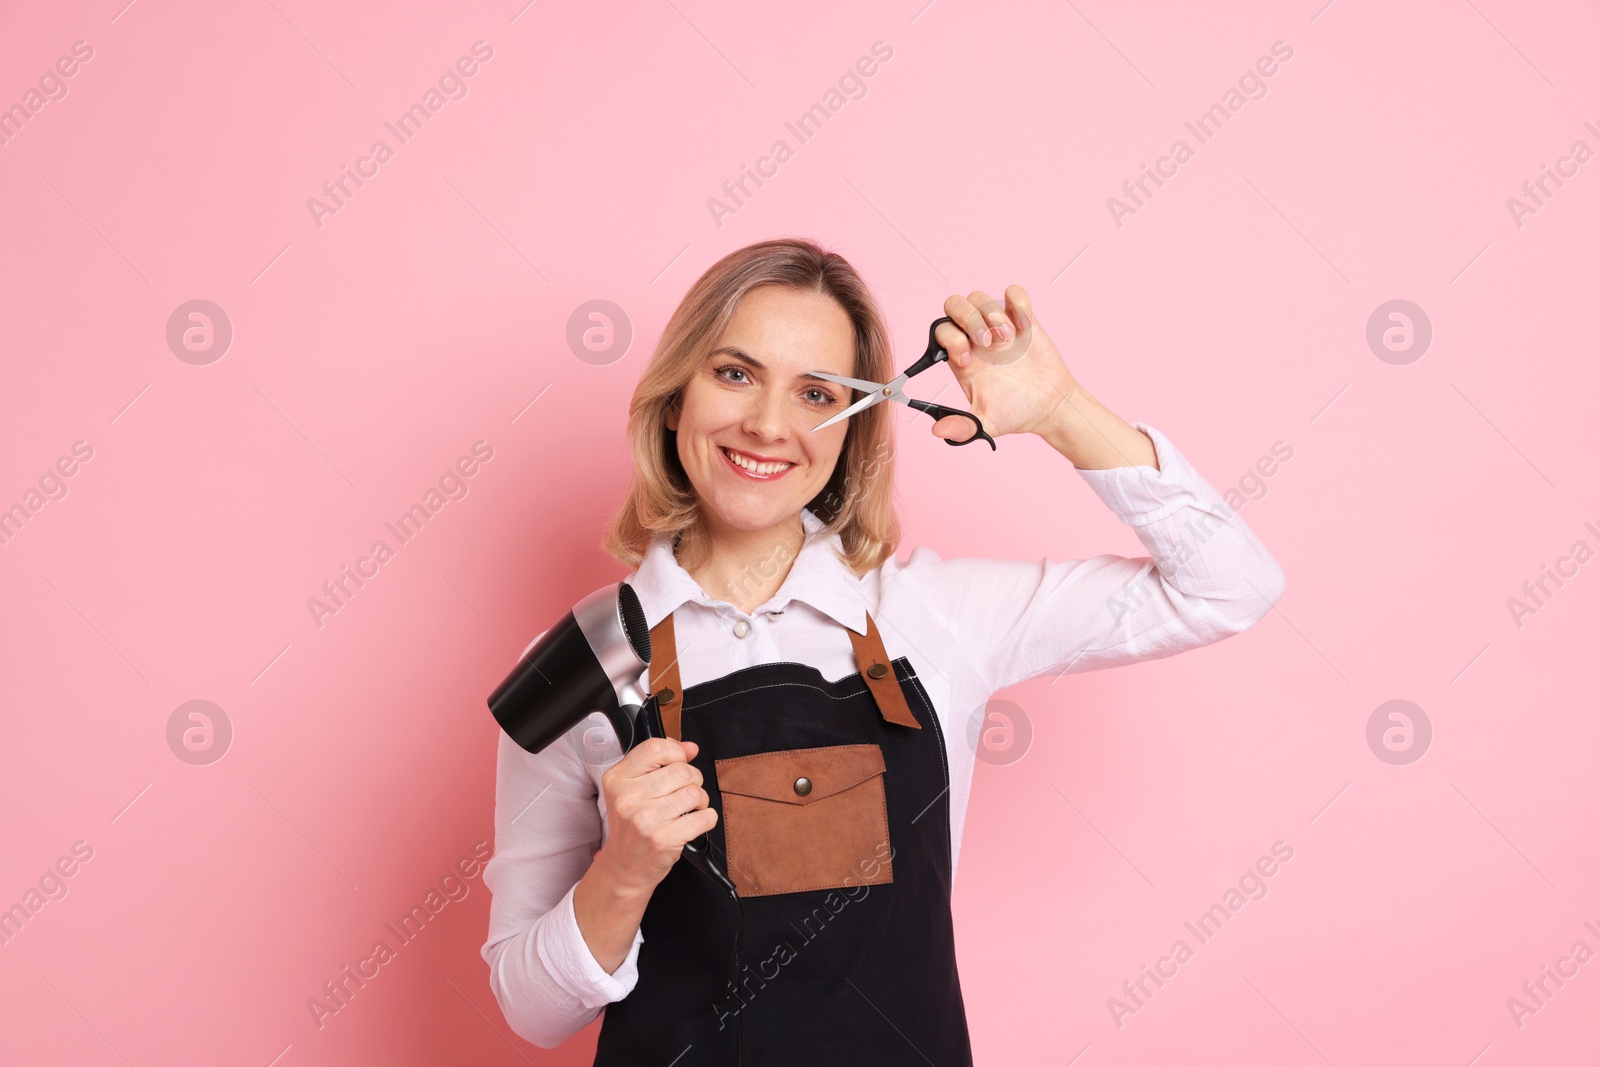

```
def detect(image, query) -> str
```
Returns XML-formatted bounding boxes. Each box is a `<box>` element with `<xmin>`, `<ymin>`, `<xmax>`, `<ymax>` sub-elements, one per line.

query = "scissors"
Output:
<box><xmin>809</xmin><ymin>316</ymin><xmax>997</xmax><ymax>450</ymax></box>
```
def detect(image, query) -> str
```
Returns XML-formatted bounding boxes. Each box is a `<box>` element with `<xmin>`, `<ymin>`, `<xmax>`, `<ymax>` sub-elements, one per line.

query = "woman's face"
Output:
<box><xmin>666</xmin><ymin>285</ymin><xmax>856</xmax><ymax>540</ymax></box>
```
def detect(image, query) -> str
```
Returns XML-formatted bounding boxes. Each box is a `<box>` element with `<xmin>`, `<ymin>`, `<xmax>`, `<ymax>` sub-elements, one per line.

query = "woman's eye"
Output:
<box><xmin>714</xmin><ymin>365</ymin><xmax>836</xmax><ymax>408</ymax></box>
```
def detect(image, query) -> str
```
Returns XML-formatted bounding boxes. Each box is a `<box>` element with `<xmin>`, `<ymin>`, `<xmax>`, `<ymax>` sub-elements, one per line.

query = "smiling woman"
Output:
<box><xmin>481</xmin><ymin>237</ymin><xmax>1286</xmax><ymax>1065</ymax></box>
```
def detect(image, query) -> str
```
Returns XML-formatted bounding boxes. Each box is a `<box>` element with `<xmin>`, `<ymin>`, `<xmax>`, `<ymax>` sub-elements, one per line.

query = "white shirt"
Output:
<box><xmin>481</xmin><ymin>421</ymin><xmax>1286</xmax><ymax>1048</ymax></box>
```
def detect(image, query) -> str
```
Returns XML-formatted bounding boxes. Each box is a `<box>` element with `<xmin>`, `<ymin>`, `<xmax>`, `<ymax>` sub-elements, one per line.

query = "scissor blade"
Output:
<box><xmin>810</xmin><ymin>370</ymin><xmax>911</xmax><ymax>431</ymax></box>
<box><xmin>809</xmin><ymin>370</ymin><xmax>883</xmax><ymax>393</ymax></box>
<box><xmin>812</xmin><ymin>388</ymin><xmax>886</xmax><ymax>431</ymax></box>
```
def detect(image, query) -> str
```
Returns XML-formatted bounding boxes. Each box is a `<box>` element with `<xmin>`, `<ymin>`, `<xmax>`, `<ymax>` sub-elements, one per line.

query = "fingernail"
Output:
<box><xmin>979</xmin><ymin>328</ymin><xmax>992</xmax><ymax>346</ymax></box>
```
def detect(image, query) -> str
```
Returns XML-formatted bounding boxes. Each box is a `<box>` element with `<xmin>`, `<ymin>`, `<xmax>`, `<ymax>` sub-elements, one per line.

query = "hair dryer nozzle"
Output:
<box><xmin>487</xmin><ymin>582</ymin><xmax>652</xmax><ymax>754</ymax></box>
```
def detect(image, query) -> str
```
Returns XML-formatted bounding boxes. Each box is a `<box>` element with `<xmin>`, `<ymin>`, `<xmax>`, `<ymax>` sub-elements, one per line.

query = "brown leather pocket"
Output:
<box><xmin>714</xmin><ymin>743</ymin><xmax>894</xmax><ymax>898</ymax></box>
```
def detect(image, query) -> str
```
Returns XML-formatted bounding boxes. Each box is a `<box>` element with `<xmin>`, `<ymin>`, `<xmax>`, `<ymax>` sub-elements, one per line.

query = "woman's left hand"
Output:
<box><xmin>933</xmin><ymin>285</ymin><xmax>1082</xmax><ymax>441</ymax></box>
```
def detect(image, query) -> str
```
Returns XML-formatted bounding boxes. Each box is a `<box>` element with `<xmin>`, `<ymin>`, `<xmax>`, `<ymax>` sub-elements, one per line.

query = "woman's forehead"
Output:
<box><xmin>716</xmin><ymin>300</ymin><xmax>855</xmax><ymax>372</ymax></box>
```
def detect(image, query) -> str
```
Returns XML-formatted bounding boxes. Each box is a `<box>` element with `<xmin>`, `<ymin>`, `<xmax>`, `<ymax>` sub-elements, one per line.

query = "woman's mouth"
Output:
<box><xmin>719</xmin><ymin>446</ymin><xmax>795</xmax><ymax>481</ymax></box>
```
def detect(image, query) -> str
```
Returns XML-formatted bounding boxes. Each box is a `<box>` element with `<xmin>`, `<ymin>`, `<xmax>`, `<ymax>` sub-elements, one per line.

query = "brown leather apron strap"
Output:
<box><xmin>848</xmin><ymin>611</ymin><xmax>921</xmax><ymax>730</ymax></box>
<box><xmin>648</xmin><ymin>612</ymin><xmax>685</xmax><ymax>741</ymax></box>
<box><xmin>647</xmin><ymin>607</ymin><xmax>921</xmax><ymax>737</ymax></box>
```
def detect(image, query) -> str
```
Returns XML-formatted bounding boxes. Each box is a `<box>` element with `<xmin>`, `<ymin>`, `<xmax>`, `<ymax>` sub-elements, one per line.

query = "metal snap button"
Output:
<box><xmin>658</xmin><ymin>688</ymin><xmax>676</xmax><ymax>705</ymax></box>
<box><xmin>733</xmin><ymin>619</ymin><xmax>751</xmax><ymax>638</ymax></box>
<box><xmin>793</xmin><ymin>776</ymin><xmax>813</xmax><ymax>796</ymax></box>
<box><xmin>866</xmin><ymin>662</ymin><xmax>889</xmax><ymax>680</ymax></box>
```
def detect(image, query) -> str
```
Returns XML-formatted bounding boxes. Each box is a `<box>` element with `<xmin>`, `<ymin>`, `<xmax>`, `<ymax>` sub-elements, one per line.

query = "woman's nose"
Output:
<box><xmin>742</xmin><ymin>387</ymin><xmax>792</xmax><ymax>440</ymax></box>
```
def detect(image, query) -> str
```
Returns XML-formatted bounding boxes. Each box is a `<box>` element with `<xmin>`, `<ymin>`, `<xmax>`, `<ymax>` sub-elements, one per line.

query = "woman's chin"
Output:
<box><xmin>702</xmin><ymin>494</ymin><xmax>805</xmax><ymax>534</ymax></box>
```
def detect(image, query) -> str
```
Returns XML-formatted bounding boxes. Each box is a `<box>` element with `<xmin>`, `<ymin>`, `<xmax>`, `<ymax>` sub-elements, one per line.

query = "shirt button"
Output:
<box><xmin>733</xmin><ymin>619</ymin><xmax>751</xmax><ymax>639</ymax></box>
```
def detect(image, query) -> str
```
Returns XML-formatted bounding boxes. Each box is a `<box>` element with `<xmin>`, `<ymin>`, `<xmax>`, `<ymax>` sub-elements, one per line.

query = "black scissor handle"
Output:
<box><xmin>901</xmin><ymin>316</ymin><xmax>997</xmax><ymax>450</ymax></box>
<box><xmin>906</xmin><ymin>399</ymin><xmax>997</xmax><ymax>449</ymax></box>
<box><xmin>901</xmin><ymin>316</ymin><xmax>957</xmax><ymax>379</ymax></box>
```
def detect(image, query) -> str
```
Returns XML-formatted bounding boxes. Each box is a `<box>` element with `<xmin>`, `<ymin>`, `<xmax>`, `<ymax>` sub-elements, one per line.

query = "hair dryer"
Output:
<box><xmin>487</xmin><ymin>581</ymin><xmax>736</xmax><ymax>898</ymax></box>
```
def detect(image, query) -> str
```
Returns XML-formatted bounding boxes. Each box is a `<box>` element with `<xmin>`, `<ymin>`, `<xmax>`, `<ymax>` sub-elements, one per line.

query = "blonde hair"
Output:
<box><xmin>602</xmin><ymin>237</ymin><xmax>900</xmax><ymax>577</ymax></box>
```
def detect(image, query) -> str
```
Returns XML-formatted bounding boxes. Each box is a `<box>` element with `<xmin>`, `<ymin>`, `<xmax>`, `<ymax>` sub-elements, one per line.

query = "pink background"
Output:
<box><xmin>2</xmin><ymin>0</ymin><xmax>1597</xmax><ymax>1063</ymax></box>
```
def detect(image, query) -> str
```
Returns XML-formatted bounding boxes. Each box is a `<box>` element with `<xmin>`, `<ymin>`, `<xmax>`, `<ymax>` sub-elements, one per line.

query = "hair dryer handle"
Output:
<box><xmin>621</xmin><ymin>695</ymin><xmax>738</xmax><ymax>899</ymax></box>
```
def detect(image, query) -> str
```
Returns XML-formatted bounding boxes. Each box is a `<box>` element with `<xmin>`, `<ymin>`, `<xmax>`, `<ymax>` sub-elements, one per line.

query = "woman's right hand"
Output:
<box><xmin>594</xmin><ymin>737</ymin><xmax>718</xmax><ymax>897</ymax></box>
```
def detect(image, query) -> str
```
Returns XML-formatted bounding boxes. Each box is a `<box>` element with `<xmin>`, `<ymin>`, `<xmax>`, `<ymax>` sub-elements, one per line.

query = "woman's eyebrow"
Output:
<box><xmin>709</xmin><ymin>346</ymin><xmax>839</xmax><ymax>383</ymax></box>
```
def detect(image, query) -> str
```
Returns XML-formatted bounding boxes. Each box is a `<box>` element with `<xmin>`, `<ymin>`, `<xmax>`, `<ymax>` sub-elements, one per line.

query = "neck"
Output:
<box><xmin>682</xmin><ymin>511</ymin><xmax>807</xmax><ymax>614</ymax></box>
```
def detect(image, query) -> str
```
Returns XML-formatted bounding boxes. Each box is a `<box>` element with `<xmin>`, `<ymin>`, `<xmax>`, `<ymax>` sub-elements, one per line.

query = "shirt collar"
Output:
<box><xmin>627</xmin><ymin>507</ymin><xmax>869</xmax><ymax>636</ymax></box>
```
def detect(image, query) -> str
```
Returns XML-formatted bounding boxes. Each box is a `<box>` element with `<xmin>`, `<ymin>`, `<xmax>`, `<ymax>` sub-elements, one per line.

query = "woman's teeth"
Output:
<box><xmin>723</xmin><ymin>448</ymin><xmax>794</xmax><ymax>476</ymax></box>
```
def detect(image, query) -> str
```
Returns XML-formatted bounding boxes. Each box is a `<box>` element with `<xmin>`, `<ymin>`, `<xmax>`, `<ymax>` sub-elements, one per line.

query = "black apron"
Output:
<box><xmin>593</xmin><ymin>607</ymin><xmax>973</xmax><ymax>1066</ymax></box>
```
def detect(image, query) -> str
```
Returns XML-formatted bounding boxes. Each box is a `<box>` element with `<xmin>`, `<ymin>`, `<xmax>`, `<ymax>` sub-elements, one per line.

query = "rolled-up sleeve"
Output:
<box><xmin>912</xmin><ymin>422</ymin><xmax>1287</xmax><ymax>693</ymax></box>
<box><xmin>481</xmin><ymin>722</ymin><xmax>645</xmax><ymax>1048</ymax></box>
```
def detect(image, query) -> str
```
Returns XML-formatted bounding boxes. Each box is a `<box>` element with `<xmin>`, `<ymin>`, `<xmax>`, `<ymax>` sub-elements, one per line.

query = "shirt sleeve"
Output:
<box><xmin>907</xmin><ymin>422</ymin><xmax>1287</xmax><ymax>694</ymax></box>
<box><xmin>480</xmin><ymin>700</ymin><xmax>645</xmax><ymax>1049</ymax></box>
